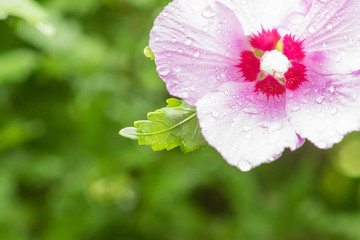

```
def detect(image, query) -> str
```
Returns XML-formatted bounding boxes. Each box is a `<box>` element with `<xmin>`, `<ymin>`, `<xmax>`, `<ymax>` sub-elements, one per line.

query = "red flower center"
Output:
<box><xmin>237</xmin><ymin>28</ymin><xmax>307</xmax><ymax>97</ymax></box>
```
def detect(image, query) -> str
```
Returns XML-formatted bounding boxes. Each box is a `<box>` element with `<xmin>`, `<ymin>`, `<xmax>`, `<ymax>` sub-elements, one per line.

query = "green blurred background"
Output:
<box><xmin>1</xmin><ymin>0</ymin><xmax>360</xmax><ymax>239</ymax></box>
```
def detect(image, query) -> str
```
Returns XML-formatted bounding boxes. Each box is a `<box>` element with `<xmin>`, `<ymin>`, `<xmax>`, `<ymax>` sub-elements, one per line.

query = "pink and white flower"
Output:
<box><xmin>149</xmin><ymin>0</ymin><xmax>360</xmax><ymax>171</ymax></box>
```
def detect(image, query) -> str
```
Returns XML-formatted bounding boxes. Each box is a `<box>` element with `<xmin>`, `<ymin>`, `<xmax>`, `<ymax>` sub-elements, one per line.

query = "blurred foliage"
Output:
<box><xmin>1</xmin><ymin>0</ymin><xmax>360</xmax><ymax>240</ymax></box>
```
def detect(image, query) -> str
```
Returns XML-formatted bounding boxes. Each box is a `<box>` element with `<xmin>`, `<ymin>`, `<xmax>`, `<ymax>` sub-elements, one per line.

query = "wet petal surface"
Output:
<box><xmin>196</xmin><ymin>82</ymin><xmax>302</xmax><ymax>171</ymax></box>
<box><xmin>287</xmin><ymin>71</ymin><xmax>360</xmax><ymax>148</ymax></box>
<box><xmin>150</xmin><ymin>0</ymin><xmax>248</xmax><ymax>105</ymax></box>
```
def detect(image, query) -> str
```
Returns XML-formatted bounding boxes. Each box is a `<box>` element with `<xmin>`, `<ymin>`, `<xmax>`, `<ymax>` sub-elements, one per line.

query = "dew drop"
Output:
<box><xmin>315</xmin><ymin>95</ymin><xmax>325</xmax><ymax>104</ymax></box>
<box><xmin>238</xmin><ymin>161</ymin><xmax>252</xmax><ymax>171</ymax></box>
<box><xmin>242</xmin><ymin>125</ymin><xmax>252</xmax><ymax>132</ymax></box>
<box><xmin>201</xmin><ymin>6</ymin><xmax>216</xmax><ymax>18</ymax></box>
<box><xmin>329</xmin><ymin>85</ymin><xmax>335</xmax><ymax>93</ymax></box>
<box><xmin>303</xmin><ymin>88</ymin><xmax>311</xmax><ymax>95</ymax></box>
<box><xmin>292</xmin><ymin>106</ymin><xmax>300</xmax><ymax>112</ymax></box>
<box><xmin>243</xmin><ymin>108</ymin><xmax>260</xmax><ymax>115</ymax></box>
<box><xmin>287</xmin><ymin>92</ymin><xmax>294</xmax><ymax>99</ymax></box>
<box><xmin>307</xmin><ymin>26</ymin><xmax>316</xmax><ymax>33</ymax></box>
<box><xmin>157</xmin><ymin>64</ymin><xmax>171</xmax><ymax>76</ymax></box>
<box><xmin>326</xmin><ymin>24</ymin><xmax>333</xmax><ymax>30</ymax></box>
<box><xmin>184</xmin><ymin>37</ymin><xmax>192</xmax><ymax>45</ymax></box>
<box><xmin>193</xmin><ymin>50</ymin><xmax>200</xmax><ymax>58</ymax></box>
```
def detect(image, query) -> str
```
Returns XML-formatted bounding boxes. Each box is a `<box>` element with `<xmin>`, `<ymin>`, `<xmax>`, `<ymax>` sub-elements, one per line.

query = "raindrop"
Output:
<box><xmin>162</xmin><ymin>12</ymin><xmax>169</xmax><ymax>17</ymax></box>
<box><xmin>243</xmin><ymin>108</ymin><xmax>260</xmax><ymax>115</ymax></box>
<box><xmin>292</xmin><ymin>106</ymin><xmax>300</xmax><ymax>112</ymax></box>
<box><xmin>315</xmin><ymin>95</ymin><xmax>325</xmax><ymax>104</ymax></box>
<box><xmin>287</xmin><ymin>92</ymin><xmax>294</xmax><ymax>99</ymax></box>
<box><xmin>257</xmin><ymin>122</ymin><xmax>268</xmax><ymax>128</ymax></box>
<box><xmin>329</xmin><ymin>85</ymin><xmax>335</xmax><ymax>93</ymax></box>
<box><xmin>238</xmin><ymin>161</ymin><xmax>252</xmax><ymax>171</ymax></box>
<box><xmin>326</xmin><ymin>24</ymin><xmax>333</xmax><ymax>30</ymax></box>
<box><xmin>157</xmin><ymin>64</ymin><xmax>171</xmax><ymax>76</ymax></box>
<box><xmin>201</xmin><ymin>6</ymin><xmax>216</xmax><ymax>18</ymax></box>
<box><xmin>307</xmin><ymin>26</ymin><xmax>316</xmax><ymax>33</ymax></box>
<box><xmin>184</xmin><ymin>37</ymin><xmax>192</xmax><ymax>45</ymax></box>
<box><xmin>269</xmin><ymin>122</ymin><xmax>283</xmax><ymax>132</ymax></box>
<box><xmin>193</xmin><ymin>50</ymin><xmax>200</xmax><ymax>58</ymax></box>
<box><xmin>242</xmin><ymin>125</ymin><xmax>252</xmax><ymax>132</ymax></box>
<box><xmin>303</xmin><ymin>88</ymin><xmax>311</xmax><ymax>95</ymax></box>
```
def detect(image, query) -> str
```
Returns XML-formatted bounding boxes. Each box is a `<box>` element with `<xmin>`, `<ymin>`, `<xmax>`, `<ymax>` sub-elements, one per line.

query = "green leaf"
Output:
<box><xmin>120</xmin><ymin>98</ymin><xmax>207</xmax><ymax>153</ymax></box>
<box><xmin>0</xmin><ymin>0</ymin><xmax>55</xmax><ymax>35</ymax></box>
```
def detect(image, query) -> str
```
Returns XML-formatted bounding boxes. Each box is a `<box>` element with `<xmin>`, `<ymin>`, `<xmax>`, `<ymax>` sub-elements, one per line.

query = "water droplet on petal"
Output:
<box><xmin>184</xmin><ymin>37</ymin><xmax>192</xmax><ymax>45</ymax></box>
<box><xmin>315</xmin><ymin>95</ymin><xmax>325</xmax><ymax>104</ymax></box>
<box><xmin>243</xmin><ymin>108</ymin><xmax>260</xmax><ymax>115</ymax></box>
<box><xmin>292</xmin><ymin>106</ymin><xmax>300</xmax><ymax>112</ymax></box>
<box><xmin>326</xmin><ymin>24</ymin><xmax>333</xmax><ymax>30</ymax></box>
<box><xmin>157</xmin><ymin>64</ymin><xmax>171</xmax><ymax>76</ymax></box>
<box><xmin>307</xmin><ymin>26</ymin><xmax>316</xmax><ymax>33</ymax></box>
<box><xmin>242</xmin><ymin>125</ymin><xmax>252</xmax><ymax>132</ymax></box>
<box><xmin>201</xmin><ymin>6</ymin><xmax>216</xmax><ymax>18</ymax></box>
<box><xmin>329</xmin><ymin>85</ymin><xmax>335</xmax><ymax>93</ymax></box>
<box><xmin>238</xmin><ymin>161</ymin><xmax>252</xmax><ymax>171</ymax></box>
<box><xmin>303</xmin><ymin>89</ymin><xmax>311</xmax><ymax>95</ymax></box>
<box><xmin>193</xmin><ymin>50</ymin><xmax>200</xmax><ymax>58</ymax></box>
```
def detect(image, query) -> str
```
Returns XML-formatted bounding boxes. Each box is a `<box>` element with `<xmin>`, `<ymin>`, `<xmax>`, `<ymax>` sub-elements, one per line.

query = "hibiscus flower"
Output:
<box><xmin>149</xmin><ymin>0</ymin><xmax>360</xmax><ymax>171</ymax></box>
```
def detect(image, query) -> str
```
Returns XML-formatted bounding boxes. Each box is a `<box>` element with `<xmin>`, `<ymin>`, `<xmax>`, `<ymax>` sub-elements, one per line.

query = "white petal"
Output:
<box><xmin>196</xmin><ymin>82</ymin><xmax>302</xmax><ymax>171</ymax></box>
<box><xmin>149</xmin><ymin>0</ymin><xmax>248</xmax><ymax>105</ymax></box>
<box><xmin>287</xmin><ymin>71</ymin><xmax>360</xmax><ymax>149</ymax></box>
<box><xmin>298</xmin><ymin>0</ymin><xmax>360</xmax><ymax>74</ymax></box>
<box><xmin>218</xmin><ymin>0</ymin><xmax>313</xmax><ymax>35</ymax></box>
